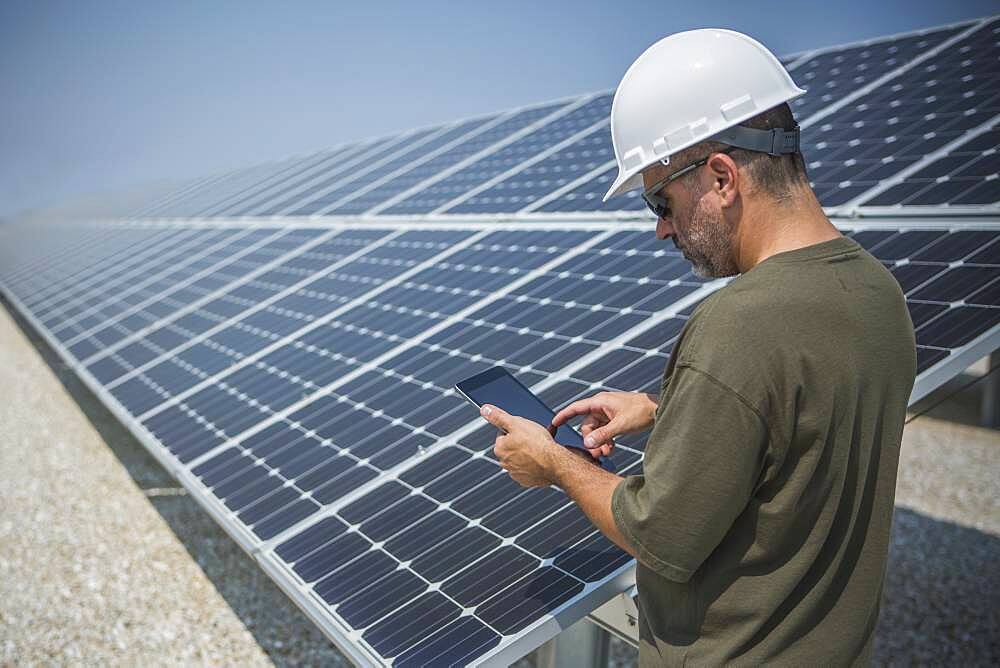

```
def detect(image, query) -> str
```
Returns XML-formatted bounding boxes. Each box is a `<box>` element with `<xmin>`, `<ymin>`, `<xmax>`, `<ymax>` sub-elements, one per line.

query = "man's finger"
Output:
<box><xmin>580</xmin><ymin>414</ymin><xmax>603</xmax><ymax>437</ymax></box>
<box><xmin>481</xmin><ymin>404</ymin><xmax>513</xmax><ymax>431</ymax></box>
<box><xmin>551</xmin><ymin>398</ymin><xmax>599</xmax><ymax>428</ymax></box>
<box><xmin>583</xmin><ymin>424</ymin><xmax>617</xmax><ymax>449</ymax></box>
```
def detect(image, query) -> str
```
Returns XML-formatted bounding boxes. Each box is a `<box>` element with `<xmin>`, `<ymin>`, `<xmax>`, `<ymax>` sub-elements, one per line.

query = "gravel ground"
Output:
<box><xmin>1</xmin><ymin>299</ymin><xmax>997</xmax><ymax>666</ymax></box>
<box><xmin>0</xmin><ymin>303</ymin><xmax>347</xmax><ymax>667</ymax></box>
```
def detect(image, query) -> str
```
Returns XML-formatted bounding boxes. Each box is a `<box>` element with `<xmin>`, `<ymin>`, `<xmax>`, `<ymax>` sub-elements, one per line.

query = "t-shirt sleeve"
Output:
<box><xmin>612</xmin><ymin>364</ymin><xmax>769</xmax><ymax>582</ymax></box>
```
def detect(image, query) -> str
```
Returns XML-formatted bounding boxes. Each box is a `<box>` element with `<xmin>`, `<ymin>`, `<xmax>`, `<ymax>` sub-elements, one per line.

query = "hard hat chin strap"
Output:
<box><xmin>710</xmin><ymin>125</ymin><xmax>800</xmax><ymax>156</ymax></box>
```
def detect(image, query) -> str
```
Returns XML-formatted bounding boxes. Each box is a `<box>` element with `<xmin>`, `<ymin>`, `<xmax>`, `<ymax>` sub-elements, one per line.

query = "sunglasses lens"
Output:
<box><xmin>642</xmin><ymin>194</ymin><xmax>669</xmax><ymax>219</ymax></box>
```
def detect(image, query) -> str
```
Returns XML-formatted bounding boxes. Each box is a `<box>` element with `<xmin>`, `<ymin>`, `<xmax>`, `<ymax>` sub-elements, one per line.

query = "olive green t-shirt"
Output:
<box><xmin>612</xmin><ymin>236</ymin><xmax>916</xmax><ymax>666</ymax></box>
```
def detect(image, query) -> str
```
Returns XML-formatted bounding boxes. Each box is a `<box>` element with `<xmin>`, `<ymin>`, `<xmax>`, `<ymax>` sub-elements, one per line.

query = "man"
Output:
<box><xmin>479</xmin><ymin>29</ymin><xmax>916</xmax><ymax>666</ymax></box>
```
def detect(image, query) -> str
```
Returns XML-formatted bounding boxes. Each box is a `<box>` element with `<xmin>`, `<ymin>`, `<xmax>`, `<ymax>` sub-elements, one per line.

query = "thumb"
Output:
<box><xmin>480</xmin><ymin>404</ymin><xmax>512</xmax><ymax>431</ymax></box>
<box><xmin>583</xmin><ymin>422</ymin><xmax>619</xmax><ymax>449</ymax></box>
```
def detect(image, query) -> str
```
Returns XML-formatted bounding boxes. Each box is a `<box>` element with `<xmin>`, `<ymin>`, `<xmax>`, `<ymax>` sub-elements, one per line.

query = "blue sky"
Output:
<box><xmin>1</xmin><ymin>0</ymin><xmax>995</xmax><ymax>217</ymax></box>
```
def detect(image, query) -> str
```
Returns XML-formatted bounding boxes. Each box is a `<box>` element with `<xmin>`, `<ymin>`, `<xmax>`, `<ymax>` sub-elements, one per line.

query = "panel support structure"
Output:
<box><xmin>535</xmin><ymin>619</ymin><xmax>611</xmax><ymax>668</ymax></box>
<box><xmin>981</xmin><ymin>351</ymin><xmax>1000</xmax><ymax>428</ymax></box>
<box><xmin>588</xmin><ymin>589</ymin><xmax>640</xmax><ymax>647</ymax></box>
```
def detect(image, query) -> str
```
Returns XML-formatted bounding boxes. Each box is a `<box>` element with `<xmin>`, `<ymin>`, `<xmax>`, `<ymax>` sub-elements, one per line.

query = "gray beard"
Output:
<box><xmin>677</xmin><ymin>196</ymin><xmax>740</xmax><ymax>279</ymax></box>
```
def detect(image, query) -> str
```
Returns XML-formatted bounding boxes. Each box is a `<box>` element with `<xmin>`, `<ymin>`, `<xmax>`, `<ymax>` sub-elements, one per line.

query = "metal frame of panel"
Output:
<box><xmin>3</xmin><ymin>216</ymin><xmax>999</xmax><ymax>666</ymax></box>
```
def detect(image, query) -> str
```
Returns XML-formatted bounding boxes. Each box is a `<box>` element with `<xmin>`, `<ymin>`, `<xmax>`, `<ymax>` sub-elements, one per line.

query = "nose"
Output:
<box><xmin>656</xmin><ymin>215</ymin><xmax>675</xmax><ymax>241</ymax></box>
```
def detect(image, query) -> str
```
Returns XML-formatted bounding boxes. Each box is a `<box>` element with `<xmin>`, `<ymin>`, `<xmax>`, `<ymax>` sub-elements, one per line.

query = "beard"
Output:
<box><xmin>674</xmin><ymin>193</ymin><xmax>740</xmax><ymax>278</ymax></box>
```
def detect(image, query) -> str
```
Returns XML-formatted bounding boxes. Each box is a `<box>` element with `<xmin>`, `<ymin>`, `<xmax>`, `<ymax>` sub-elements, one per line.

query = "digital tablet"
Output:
<box><xmin>455</xmin><ymin>366</ymin><xmax>616</xmax><ymax>473</ymax></box>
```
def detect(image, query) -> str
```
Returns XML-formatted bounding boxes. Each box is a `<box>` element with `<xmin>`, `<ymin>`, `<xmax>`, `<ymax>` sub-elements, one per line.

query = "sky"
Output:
<box><xmin>1</xmin><ymin>0</ymin><xmax>996</xmax><ymax>218</ymax></box>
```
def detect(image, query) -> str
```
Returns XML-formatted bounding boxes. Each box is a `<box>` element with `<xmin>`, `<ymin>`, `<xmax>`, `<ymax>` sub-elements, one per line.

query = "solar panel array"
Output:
<box><xmin>2</xmin><ymin>14</ymin><xmax>999</xmax><ymax>667</ymax></box>
<box><xmin>123</xmin><ymin>15</ymin><xmax>997</xmax><ymax>220</ymax></box>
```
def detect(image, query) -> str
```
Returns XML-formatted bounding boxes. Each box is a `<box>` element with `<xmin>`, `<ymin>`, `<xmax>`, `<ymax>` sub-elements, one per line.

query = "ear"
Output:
<box><xmin>707</xmin><ymin>152</ymin><xmax>740</xmax><ymax>209</ymax></box>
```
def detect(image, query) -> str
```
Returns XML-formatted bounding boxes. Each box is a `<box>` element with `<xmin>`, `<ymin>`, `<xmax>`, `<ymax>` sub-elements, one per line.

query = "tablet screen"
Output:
<box><xmin>458</xmin><ymin>368</ymin><xmax>584</xmax><ymax>448</ymax></box>
<box><xmin>456</xmin><ymin>367</ymin><xmax>615</xmax><ymax>472</ymax></box>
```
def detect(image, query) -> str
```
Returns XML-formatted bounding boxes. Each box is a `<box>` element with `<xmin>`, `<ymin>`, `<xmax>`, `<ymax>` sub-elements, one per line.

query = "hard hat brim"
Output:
<box><xmin>602</xmin><ymin>171</ymin><xmax>643</xmax><ymax>203</ymax></box>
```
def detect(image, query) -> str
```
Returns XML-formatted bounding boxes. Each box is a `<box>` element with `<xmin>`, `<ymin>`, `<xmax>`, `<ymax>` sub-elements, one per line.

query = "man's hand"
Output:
<box><xmin>480</xmin><ymin>404</ymin><xmax>563</xmax><ymax>487</ymax></box>
<box><xmin>551</xmin><ymin>391</ymin><xmax>659</xmax><ymax>457</ymax></box>
<box><xmin>482</xmin><ymin>405</ymin><xmax>641</xmax><ymax>564</ymax></box>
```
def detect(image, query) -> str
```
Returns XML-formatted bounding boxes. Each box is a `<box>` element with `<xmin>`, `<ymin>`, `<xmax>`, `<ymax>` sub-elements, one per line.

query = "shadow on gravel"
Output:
<box><xmin>4</xmin><ymin>298</ymin><xmax>348</xmax><ymax>667</ymax></box>
<box><xmin>876</xmin><ymin>507</ymin><xmax>1000</xmax><ymax>666</ymax></box>
<box><xmin>7</xmin><ymin>298</ymin><xmax>999</xmax><ymax>667</ymax></box>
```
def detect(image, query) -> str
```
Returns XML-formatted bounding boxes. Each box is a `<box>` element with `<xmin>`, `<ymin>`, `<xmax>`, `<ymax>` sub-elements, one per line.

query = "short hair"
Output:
<box><xmin>687</xmin><ymin>103</ymin><xmax>809</xmax><ymax>202</ymax></box>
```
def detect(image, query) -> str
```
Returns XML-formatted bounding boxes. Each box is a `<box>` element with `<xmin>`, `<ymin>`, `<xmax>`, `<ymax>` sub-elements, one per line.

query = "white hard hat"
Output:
<box><xmin>604</xmin><ymin>28</ymin><xmax>807</xmax><ymax>202</ymax></box>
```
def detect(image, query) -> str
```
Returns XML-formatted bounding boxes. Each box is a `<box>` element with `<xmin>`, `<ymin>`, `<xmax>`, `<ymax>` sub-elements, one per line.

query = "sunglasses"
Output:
<box><xmin>641</xmin><ymin>147</ymin><xmax>736</xmax><ymax>219</ymax></box>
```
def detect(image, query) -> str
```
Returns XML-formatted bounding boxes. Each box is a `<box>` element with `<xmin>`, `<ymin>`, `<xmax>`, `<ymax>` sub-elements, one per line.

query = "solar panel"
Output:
<box><xmin>202</xmin><ymin>149</ymin><xmax>350</xmax><ymax>218</ymax></box>
<box><xmin>160</xmin><ymin>160</ymin><xmax>297</xmax><ymax>218</ymax></box>
<box><xmin>855</xmin><ymin>121</ymin><xmax>1000</xmax><ymax>207</ymax></box>
<box><xmin>535</xmin><ymin>162</ymin><xmax>647</xmax><ymax>213</ymax></box>
<box><xmin>4</xmin><ymin>14</ymin><xmax>1000</xmax><ymax>668</ymax></box>
<box><xmin>63</xmin><ymin>228</ymin><xmax>318</xmax><ymax>361</ymax></box>
<box><xmin>252</xmin><ymin>137</ymin><xmax>408</xmax><ymax>217</ymax></box>
<box><xmin>125</xmin><ymin>17</ymin><xmax>997</xmax><ymax>221</ymax></box>
<box><xmin>445</xmin><ymin>122</ymin><xmax>614</xmax><ymax>215</ymax></box>
<box><xmin>803</xmin><ymin>17</ymin><xmax>1000</xmax><ymax>207</ymax></box>
<box><xmin>290</xmin><ymin>118</ymin><xmax>499</xmax><ymax>217</ymax></box>
<box><xmin>385</xmin><ymin>95</ymin><xmax>612</xmax><ymax>215</ymax></box>
<box><xmin>361</xmin><ymin>99</ymin><xmax>579</xmax><ymax>215</ymax></box>
<box><xmin>223</xmin><ymin>144</ymin><xmax>369</xmax><ymax>217</ymax></box>
<box><xmin>3</xmin><ymin>216</ymin><xmax>999</xmax><ymax>666</ymax></box>
<box><xmin>788</xmin><ymin>23</ymin><xmax>966</xmax><ymax>121</ymax></box>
